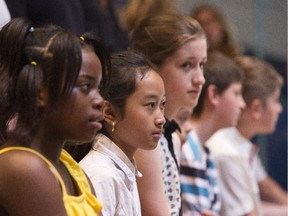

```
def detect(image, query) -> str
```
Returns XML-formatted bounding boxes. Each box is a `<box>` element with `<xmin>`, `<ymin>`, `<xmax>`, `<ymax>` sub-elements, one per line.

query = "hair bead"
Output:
<box><xmin>30</xmin><ymin>61</ymin><xmax>37</xmax><ymax>66</ymax></box>
<box><xmin>28</xmin><ymin>26</ymin><xmax>34</xmax><ymax>33</ymax></box>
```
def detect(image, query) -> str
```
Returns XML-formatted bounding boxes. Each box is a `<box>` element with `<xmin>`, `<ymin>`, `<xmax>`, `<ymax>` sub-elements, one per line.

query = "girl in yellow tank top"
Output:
<box><xmin>0</xmin><ymin>18</ymin><xmax>110</xmax><ymax>215</ymax></box>
<box><xmin>0</xmin><ymin>147</ymin><xmax>102</xmax><ymax>215</ymax></box>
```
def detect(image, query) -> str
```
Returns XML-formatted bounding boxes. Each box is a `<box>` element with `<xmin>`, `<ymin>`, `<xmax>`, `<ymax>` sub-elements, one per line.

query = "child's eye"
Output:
<box><xmin>147</xmin><ymin>102</ymin><xmax>156</xmax><ymax>109</ymax></box>
<box><xmin>200</xmin><ymin>62</ymin><xmax>205</xmax><ymax>71</ymax></box>
<box><xmin>79</xmin><ymin>83</ymin><xmax>92</xmax><ymax>93</ymax></box>
<box><xmin>160</xmin><ymin>100</ymin><xmax>166</xmax><ymax>111</ymax></box>
<box><xmin>181</xmin><ymin>62</ymin><xmax>191</xmax><ymax>70</ymax></box>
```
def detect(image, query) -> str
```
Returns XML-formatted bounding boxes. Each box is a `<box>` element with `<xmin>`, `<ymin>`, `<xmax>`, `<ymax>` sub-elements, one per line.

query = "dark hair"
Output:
<box><xmin>100</xmin><ymin>49</ymin><xmax>157</xmax><ymax>143</ymax></box>
<box><xmin>192</xmin><ymin>51</ymin><xmax>244</xmax><ymax>118</ymax></box>
<box><xmin>130</xmin><ymin>13</ymin><xmax>206</xmax><ymax>67</ymax></box>
<box><xmin>0</xmin><ymin>18</ymin><xmax>110</xmax><ymax>144</ymax></box>
<box><xmin>103</xmin><ymin>49</ymin><xmax>156</xmax><ymax>116</ymax></box>
<box><xmin>80</xmin><ymin>32</ymin><xmax>111</xmax><ymax>96</ymax></box>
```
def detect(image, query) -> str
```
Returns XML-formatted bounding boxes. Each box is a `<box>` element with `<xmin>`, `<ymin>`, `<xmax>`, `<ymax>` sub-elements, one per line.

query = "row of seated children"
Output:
<box><xmin>0</xmin><ymin>12</ymin><xmax>286</xmax><ymax>216</ymax></box>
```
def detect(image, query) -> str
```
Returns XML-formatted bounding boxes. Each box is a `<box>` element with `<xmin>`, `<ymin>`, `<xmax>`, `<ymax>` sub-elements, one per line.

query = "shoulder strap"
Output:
<box><xmin>0</xmin><ymin>147</ymin><xmax>67</xmax><ymax>195</ymax></box>
<box><xmin>164</xmin><ymin>118</ymin><xmax>181</xmax><ymax>169</ymax></box>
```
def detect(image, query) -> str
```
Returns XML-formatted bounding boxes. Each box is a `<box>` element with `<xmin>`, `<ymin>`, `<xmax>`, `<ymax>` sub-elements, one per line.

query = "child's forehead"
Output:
<box><xmin>135</xmin><ymin>70</ymin><xmax>164</xmax><ymax>92</ymax></box>
<box><xmin>226</xmin><ymin>82</ymin><xmax>243</xmax><ymax>89</ymax></box>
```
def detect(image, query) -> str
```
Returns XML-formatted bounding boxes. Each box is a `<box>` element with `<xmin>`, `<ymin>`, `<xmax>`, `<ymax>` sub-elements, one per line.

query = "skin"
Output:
<box><xmin>175</xmin><ymin>108</ymin><xmax>193</xmax><ymax>146</ymax></box>
<box><xmin>253</xmin><ymin>89</ymin><xmax>283</xmax><ymax>134</ymax></box>
<box><xmin>215</xmin><ymin>83</ymin><xmax>245</xmax><ymax>128</ymax></box>
<box><xmin>0</xmin><ymin>48</ymin><xmax>104</xmax><ymax>216</ymax></box>
<box><xmin>237</xmin><ymin>88</ymin><xmax>282</xmax><ymax>139</ymax></box>
<box><xmin>135</xmin><ymin>37</ymin><xmax>207</xmax><ymax>216</ymax></box>
<box><xmin>104</xmin><ymin>70</ymin><xmax>166</xmax><ymax>160</ymax></box>
<box><xmin>158</xmin><ymin>37</ymin><xmax>207</xmax><ymax>120</ymax></box>
<box><xmin>193</xmin><ymin>82</ymin><xmax>245</xmax><ymax>145</ymax></box>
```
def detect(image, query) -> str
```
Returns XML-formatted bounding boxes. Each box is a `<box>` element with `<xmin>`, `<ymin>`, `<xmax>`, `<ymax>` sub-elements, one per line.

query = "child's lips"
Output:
<box><xmin>188</xmin><ymin>88</ymin><xmax>201</xmax><ymax>96</ymax></box>
<box><xmin>89</xmin><ymin>114</ymin><xmax>103</xmax><ymax>129</ymax></box>
<box><xmin>152</xmin><ymin>130</ymin><xmax>162</xmax><ymax>139</ymax></box>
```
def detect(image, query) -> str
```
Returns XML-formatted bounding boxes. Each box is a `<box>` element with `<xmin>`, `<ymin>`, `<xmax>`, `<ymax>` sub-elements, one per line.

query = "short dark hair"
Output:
<box><xmin>103</xmin><ymin>49</ymin><xmax>156</xmax><ymax>116</ymax></box>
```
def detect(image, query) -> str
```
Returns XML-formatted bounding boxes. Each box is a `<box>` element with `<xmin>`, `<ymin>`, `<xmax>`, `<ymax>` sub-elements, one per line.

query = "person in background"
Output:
<box><xmin>83</xmin><ymin>0</ymin><xmax>130</xmax><ymax>53</ymax></box>
<box><xmin>130</xmin><ymin>13</ymin><xmax>207</xmax><ymax>216</ymax></box>
<box><xmin>4</xmin><ymin>0</ymin><xmax>86</xmax><ymax>35</ymax></box>
<box><xmin>180</xmin><ymin>51</ymin><xmax>245</xmax><ymax>216</ymax></box>
<box><xmin>121</xmin><ymin>0</ymin><xmax>176</xmax><ymax>34</ymax></box>
<box><xmin>191</xmin><ymin>4</ymin><xmax>241</xmax><ymax>58</ymax></box>
<box><xmin>0</xmin><ymin>17</ymin><xmax>110</xmax><ymax>215</ymax></box>
<box><xmin>4</xmin><ymin>0</ymin><xmax>130</xmax><ymax>53</ymax></box>
<box><xmin>79</xmin><ymin>50</ymin><xmax>166</xmax><ymax>215</ymax></box>
<box><xmin>206</xmin><ymin>56</ymin><xmax>287</xmax><ymax>216</ymax></box>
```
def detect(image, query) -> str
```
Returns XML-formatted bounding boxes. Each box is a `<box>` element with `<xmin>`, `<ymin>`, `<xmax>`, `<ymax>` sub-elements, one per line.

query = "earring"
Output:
<box><xmin>112</xmin><ymin>122</ymin><xmax>115</xmax><ymax>132</ymax></box>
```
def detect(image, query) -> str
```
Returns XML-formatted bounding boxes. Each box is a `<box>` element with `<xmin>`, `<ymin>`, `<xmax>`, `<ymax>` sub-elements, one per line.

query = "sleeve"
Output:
<box><xmin>215</xmin><ymin>155</ymin><xmax>255</xmax><ymax>216</ymax></box>
<box><xmin>80</xmin><ymin>156</ymin><xmax>120</xmax><ymax>216</ymax></box>
<box><xmin>254</xmin><ymin>154</ymin><xmax>268</xmax><ymax>182</ymax></box>
<box><xmin>0</xmin><ymin>0</ymin><xmax>11</xmax><ymax>27</ymax></box>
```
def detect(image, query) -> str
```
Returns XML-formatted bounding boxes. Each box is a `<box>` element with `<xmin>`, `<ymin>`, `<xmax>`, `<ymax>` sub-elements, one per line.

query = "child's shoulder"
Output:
<box><xmin>206</xmin><ymin>127</ymin><xmax>241</xmax><ymax>156</ymax></box>
<box><xmin>0</xmin><ymin>146</ymin><xmax>62</xmax><ymax>198</ymax></box>
<box><xmin>0</xmin><ymin>147</ymin><xmax>55</xmax><ymax>179</ymax></box>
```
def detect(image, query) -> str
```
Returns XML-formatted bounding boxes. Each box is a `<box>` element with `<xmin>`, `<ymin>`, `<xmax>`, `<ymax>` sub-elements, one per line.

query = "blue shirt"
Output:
<box><xmin>180</xmin><ymin>130</ymin><xmax>221</xmax><ymax>215</ymax></box>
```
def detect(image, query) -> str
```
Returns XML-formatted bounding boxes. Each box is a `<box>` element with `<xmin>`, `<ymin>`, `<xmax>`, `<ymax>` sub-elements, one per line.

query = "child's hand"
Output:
<box><xmin>201</xmin><ymin>210</ymin><xmax>219</xmax><ymax>216</ymax></box>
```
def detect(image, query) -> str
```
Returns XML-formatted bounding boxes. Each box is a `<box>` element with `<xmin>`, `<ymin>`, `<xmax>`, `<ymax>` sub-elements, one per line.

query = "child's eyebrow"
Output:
<box><xmin>144</xmin><ymin>94</ymin><xmax>166</xmax><ymax>100</ymax></box>
<box><xmin>78</xmin><ymin>74</ymin><xmax>96</xmax><ymax>81</ymax></box>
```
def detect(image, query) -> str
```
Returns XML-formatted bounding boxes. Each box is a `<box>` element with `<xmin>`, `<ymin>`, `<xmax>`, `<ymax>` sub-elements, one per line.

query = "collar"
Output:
<box><xmin>93</xmin><ymin>134</ymin><xmax>142</xmax><ymax>178</ymax></box>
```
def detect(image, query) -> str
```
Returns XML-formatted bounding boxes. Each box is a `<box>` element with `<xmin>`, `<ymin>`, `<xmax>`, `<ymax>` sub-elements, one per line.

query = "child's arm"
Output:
<box><xmin>0</xmin><ymin>151</ymin><xmax>67</xmax><ymax>216</ymax></box>
<box><xmin>259</xmin><ymin>176</ymin><xmax>287</xmax><ymax>205</ymax></box>
<box><xmin>135</xmin><ymin>144</ymin><xmax>170</xmax><ymax>216</ymax></box>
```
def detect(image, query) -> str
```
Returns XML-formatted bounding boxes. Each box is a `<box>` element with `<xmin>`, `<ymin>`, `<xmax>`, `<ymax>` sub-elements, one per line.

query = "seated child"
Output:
<box><xmin>180</xmin><ymin>51</ymin><xmax>245</xmax><ymax>216</ymax></box>
<box><xmin>80</xmin><ymin>50</ymin><xmax>166</xmax><ymax>215</ymax></box>
<box><xmin>207</xmin><ymin>55</ymin><xmax>286</xmax><ymax>216</ymax></box>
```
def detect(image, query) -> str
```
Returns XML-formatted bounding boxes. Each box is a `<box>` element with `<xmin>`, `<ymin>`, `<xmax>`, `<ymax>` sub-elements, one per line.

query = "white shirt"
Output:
<box><xmin>80</xmin><ymin>133</ymin><xmax>142</xmax><ymax>216</ymax></box>
<box><xmin>206</xmin><ymin>127</ymin><xmax>267</xmax><ymax>216</ymax></box>
<box><xmin>0</xmin><ymin>0</ymin><xmax>10</xmax><ymax>29</ymax></box>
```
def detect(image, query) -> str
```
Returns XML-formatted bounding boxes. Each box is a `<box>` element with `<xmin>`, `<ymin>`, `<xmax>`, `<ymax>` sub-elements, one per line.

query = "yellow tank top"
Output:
<box><xmin>0</xmin><ymin>147</ymin><xmax>103</xmax><ymax>216</ymax></box>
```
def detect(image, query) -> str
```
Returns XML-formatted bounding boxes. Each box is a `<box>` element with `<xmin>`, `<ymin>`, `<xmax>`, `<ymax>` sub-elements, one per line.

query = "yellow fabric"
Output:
<box><xmin>0</xmin><ymin>147</ymin><xmax>103</xmax><ymax>216</ymax></box>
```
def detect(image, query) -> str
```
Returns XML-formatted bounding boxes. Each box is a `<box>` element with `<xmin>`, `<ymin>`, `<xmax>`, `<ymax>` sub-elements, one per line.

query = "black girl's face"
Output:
<box><xmin>53</xmin><ymin>48</ymin><xmax>104</xmax><ymax>143</ymax></box>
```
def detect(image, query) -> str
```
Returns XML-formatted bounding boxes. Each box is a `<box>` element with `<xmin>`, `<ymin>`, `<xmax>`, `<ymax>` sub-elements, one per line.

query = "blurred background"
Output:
<box><xmin>176</xmin><ymin>0</ymin><xmax>287</xmax><ymax>190</ymax></box>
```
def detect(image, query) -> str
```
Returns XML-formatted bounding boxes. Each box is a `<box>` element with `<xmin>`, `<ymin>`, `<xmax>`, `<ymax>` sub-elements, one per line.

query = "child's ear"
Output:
<box><xmin>102</xmin><ymin>101</ymin><xmax>118</xmax><ymax>125</ymax></box>
<box><xmin>37</xmin><ymin>88</ymin><xmax>48</xmax><ymax>107</ymax></box>
<box><xmin>207</xmin><ymin>84</ymin><xmax>220</xmax><ymax>106</ymax></box>
<box><xmin>249</xmin><ymin>99</ymin><xmax>263</xmax><ymax>119</ymax></box>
